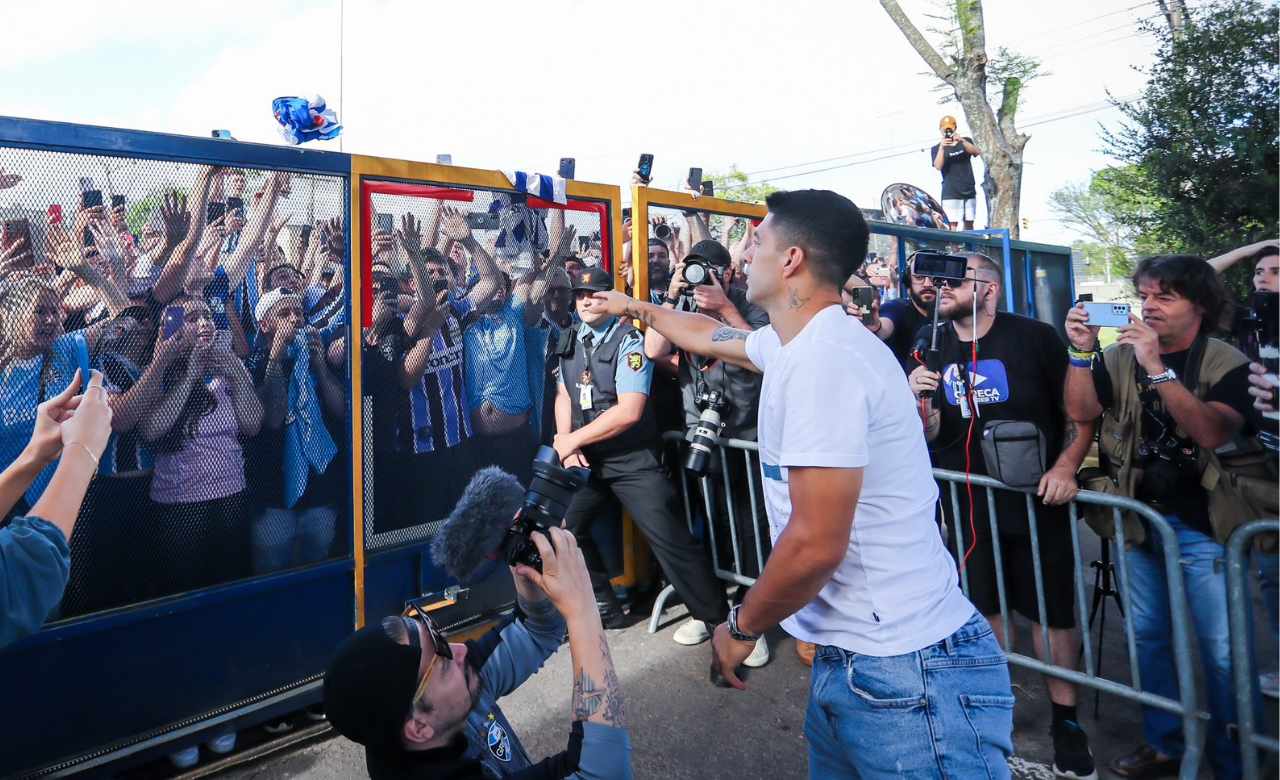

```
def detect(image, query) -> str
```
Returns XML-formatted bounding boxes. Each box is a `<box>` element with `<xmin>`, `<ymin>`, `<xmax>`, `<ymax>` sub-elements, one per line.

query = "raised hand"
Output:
<box><xmin>398</xmin><ymin>213</ymin><xmax>423</xmax><ymax>256</ymax></box>
<box><xmin>438</xmin><ymin>206</ymin><xmax>471</xmax><ymax>242</ymax></box>
<box><xmin>25</xmin><ymin>369</ymin><xmax>86</xmax><ymax>465</ymax></box>
<box><xmin>60</xmin><ymin>369</ymin><xmax>114</xmax><ymax>463</ymax></box>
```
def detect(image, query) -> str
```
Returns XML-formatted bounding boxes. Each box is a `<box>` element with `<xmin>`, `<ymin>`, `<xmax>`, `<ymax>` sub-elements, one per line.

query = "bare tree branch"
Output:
<box><xmin>879</xmin><ymin>0</ymin><xmax>955</xmax><ymax>83</ymax></box>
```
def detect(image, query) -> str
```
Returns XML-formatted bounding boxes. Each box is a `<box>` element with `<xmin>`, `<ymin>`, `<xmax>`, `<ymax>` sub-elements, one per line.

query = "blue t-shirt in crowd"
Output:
<box><xmin>0</xmin><ymin>332</ymin><xmax>91</xmax><ymax>509</ymax></box>
<box><xmin>464</xmin><ymin>298</ymin><xmax>537</xmax><ymax>416</ymax></box>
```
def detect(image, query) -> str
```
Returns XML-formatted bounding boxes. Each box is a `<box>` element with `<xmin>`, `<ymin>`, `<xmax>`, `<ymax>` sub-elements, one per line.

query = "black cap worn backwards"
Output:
<box><xmin>686</xmin><ymin>239</ymin><xmax>732</xmax><ymax>269</ymax></box>
<box><xmin>323</xmin><ymin>622</ymin><xmax>419</xmax><ymax>753</ymax></box>
<box><xmin>569</xmin><ymin>267</ymin><xmax>613</xmax><ymax>293</ymax></box>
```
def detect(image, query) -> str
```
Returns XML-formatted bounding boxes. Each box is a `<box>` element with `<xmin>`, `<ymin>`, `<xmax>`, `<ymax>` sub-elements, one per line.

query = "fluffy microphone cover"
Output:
<box><xmin>430</xmin><ymin>467</ymin><xmax>525</xmax><ymax>583</ymax></box>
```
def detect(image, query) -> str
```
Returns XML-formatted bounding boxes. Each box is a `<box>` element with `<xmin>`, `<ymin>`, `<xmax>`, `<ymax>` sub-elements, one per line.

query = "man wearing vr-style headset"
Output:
<box><xmin>909</xmin><ymin>252</ymin><xmax>1099</xmax><ymax>780</ymax></box>
<box><xmin>324</xmin><ymin>526</ymin><xmax>632</xmax><ymax>779</ymax></box>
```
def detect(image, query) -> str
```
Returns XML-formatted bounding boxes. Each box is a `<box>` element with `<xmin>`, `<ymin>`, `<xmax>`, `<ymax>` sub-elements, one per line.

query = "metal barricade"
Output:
<box><xmin>654</xmin><ymin>434</ymin><xmax>1209</xmax><ymax>780</ymax></box>
<box><xmin>1226</xmin><ymin>518</ymin><xmax>1280</xmax><ymax>780</ymax></box>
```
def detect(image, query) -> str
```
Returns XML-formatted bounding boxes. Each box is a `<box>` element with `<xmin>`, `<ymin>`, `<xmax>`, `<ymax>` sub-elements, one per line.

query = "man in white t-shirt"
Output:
<box><xmin>587</xmin><ymin>189</ymin><xmax>1014</xmax><ymax>779</ymax></box>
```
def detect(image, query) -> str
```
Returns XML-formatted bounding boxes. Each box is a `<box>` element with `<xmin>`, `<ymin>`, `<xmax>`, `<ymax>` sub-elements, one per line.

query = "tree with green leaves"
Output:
<box><xmin>1104</xmin><ymin>0</ymin><xmax>1278</xmax><ymax>260</ymax></box>
<box><xmin>1050</xmin><ymin>165</ymin><xmax>1168</xmax><ymax>283</ymax></box>
<box><xmin>704</xmin><ymin>166</ymin><xmax>779</xmax><ymax>205</ymax></box>
<box><xmin>880</xmin><ymin>0</ymin><xmax>1041</xmax><ymax>237</ymax></box>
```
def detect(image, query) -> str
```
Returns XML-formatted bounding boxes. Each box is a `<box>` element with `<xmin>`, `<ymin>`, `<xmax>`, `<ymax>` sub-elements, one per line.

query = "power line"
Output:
<box><xmin>730</xmin><ymin>94</ymin><xmax>1140</xmax><ymax>188</ymax></box>
<box><xmin>730</xmin><ymin>95</ymin><xmax>1140</xmax><ymax>189</ymax></box>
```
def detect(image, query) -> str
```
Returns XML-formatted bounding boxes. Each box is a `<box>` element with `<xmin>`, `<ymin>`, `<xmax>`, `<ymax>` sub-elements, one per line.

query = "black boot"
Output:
<box><xmin>594</xmin><ymin>585</ymin><xmax>628</xmax><ymax>629</ymax></box>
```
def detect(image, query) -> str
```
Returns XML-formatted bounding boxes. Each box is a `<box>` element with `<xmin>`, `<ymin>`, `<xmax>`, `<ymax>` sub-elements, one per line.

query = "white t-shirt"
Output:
<box><xmin>744</xmin><ymin>304</ymin><xmax>972</xmax><ymax>656</ymax></box>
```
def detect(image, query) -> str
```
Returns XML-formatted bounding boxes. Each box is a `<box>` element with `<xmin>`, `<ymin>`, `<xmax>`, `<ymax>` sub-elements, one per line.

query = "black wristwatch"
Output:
<box><xmin>726</xmin><ymin>605</ymin><xmax>760</xmax><ymax>642</ymax></box>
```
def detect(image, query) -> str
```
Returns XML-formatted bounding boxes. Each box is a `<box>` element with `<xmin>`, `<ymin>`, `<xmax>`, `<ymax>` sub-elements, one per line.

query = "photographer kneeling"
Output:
<box><xmin>324</xmin><ymin>526</ymin><xmax>632</xmax><ymax>779</ymax></box>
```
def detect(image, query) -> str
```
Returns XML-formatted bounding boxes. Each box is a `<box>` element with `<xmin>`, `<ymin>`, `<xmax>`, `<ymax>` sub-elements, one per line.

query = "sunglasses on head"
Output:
<box><xmin>400</xmin><ymin>608</ymin><xmax>453</xmax><ymax>701</ymax></box>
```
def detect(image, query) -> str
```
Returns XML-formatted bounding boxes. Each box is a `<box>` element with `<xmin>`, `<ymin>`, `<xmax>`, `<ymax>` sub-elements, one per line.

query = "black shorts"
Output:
<box><xmin>948</xmin><ymin>508</ymin><xmax>1079</xmax><ymax>630</ymax></box>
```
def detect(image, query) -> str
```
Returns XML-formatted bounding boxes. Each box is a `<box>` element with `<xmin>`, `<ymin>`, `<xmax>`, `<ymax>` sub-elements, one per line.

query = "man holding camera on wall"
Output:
<box><xmin>587</xmin><ymin>189</ymin><xmax>1014</xmax><ymax>777</ymax></box>
<box><xmin>324</xmin><ymin>527</ymin><xmax>632</xmax><ymax>779</ymax></box>
<box><xmin>645</xmin><ymin>238</ymin><xmax>770</xmax><ymax>661</ymax></box>
<box><xmin>1064</xmin><ymin>256</ymin><xmax>1261</xmax><ymax>780</ymax></box>
<box><xmin>930</xmin><ymin>116</ymin><xmax>982</xmax><ymax>231</ymax></box>
<box><xmin>550</xmin><ymin>267</ymin><xmax>727</xmax><ymax>640</ymax></box>
<box><xmin>908</xmin><ymin>252</ymin><xmax>1098</xmax><ymax>780</ymax></box>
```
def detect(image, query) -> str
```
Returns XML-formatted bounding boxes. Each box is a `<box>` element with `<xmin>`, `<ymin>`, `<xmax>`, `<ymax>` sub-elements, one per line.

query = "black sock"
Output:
<box><xmin>1052</xmin><ymin>703</ymin><xmax>1078</xmax><ymax>729</ymax></box>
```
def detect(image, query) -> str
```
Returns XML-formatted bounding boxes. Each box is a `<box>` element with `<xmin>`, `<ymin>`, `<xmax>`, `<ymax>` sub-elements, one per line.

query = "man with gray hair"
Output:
<box><xmin>908</xmin><ymin>252</ymin><xmax>1099</xmax><ymax>780</ymax></box>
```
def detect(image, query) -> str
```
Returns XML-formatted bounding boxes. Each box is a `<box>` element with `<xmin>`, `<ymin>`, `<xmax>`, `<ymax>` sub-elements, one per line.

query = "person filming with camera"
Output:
<box><xmin>930</xmin><ymin>116</ymin><xmax>982</xmax><ymax>231</ymax></box>
<box><xmin>1064</xmin><ymin>255</ymin><xmax>1261</xmax><ymax>780</ymax></box>
<box><xmin>645</xmin><ymin>239</ymin><xmax>770</xmax><ymax>660</ymax></box>
<box><xmin>324</xmin><ymin>526</ymin><xmax>631</xmax><ymax>779</ymax></box>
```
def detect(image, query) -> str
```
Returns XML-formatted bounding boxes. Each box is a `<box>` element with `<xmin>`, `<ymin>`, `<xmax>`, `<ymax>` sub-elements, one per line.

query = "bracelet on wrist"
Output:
<box><xmin>1068</xmin><ymin>347</ymin><xmax>1097</xmax><ymax>361</ymax></box>
<box><xmin>66</xmin><ymin>441</ymin><xmax>99</xmax><ymax>467</ymax></box>
<box><xmin>1068</xmin><ymin>357</ymin><xmax>1093</xmax><ymax>368</ymax></box>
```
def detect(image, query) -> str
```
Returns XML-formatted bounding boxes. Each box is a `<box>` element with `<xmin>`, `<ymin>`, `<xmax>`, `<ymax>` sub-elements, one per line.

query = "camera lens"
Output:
<box><xmin>682</xmin><ymin>261</ymin><xmax>709</xmax><ymax>286</ymax></box>
<box><xmin>655</xmin><ymin>224</ymin><xmax>672</xmax><ymax>240</ymax></box>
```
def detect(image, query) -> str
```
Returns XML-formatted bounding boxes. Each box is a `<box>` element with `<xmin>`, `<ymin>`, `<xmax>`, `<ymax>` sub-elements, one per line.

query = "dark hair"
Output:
<box><xmin>1254</xmin><ymin>244</ymin><xmax>1279</xmax><ymax>262</ymax></box>
<box><xmin>1131</xmin><ymin>255</ymin><xmax>1228</xmax><ymax>332</ymax></box>
<box><xmin>764</xmin><ymin>189</ymin><xmax>869</xmax><ymax>288</ymax></box>
<box><xmin>647</xmin><ymin>238</ymin><xmax>668</xmax><ymax>250</ymax></box>
<box><xmin>154</xmin><ymin>298</ymin><xmax>218</xmax><ymax>453</ymax></box>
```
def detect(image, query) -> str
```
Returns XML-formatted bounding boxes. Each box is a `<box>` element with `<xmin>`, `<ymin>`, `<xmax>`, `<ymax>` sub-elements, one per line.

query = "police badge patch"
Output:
<box><xmin>625</xmin><ymin>352</ymin><xmax>643</xmax><ymax>371</ymax></box>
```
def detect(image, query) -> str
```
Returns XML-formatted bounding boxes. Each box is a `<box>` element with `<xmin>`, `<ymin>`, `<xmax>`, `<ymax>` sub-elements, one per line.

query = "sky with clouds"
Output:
<box><xmin>0</xmin><ymin>0</ymin><xmax>1171</xmax><ymax>246</ymax></box>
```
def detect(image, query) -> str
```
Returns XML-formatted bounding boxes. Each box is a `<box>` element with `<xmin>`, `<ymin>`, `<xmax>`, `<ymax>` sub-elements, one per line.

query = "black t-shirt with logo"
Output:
<box><xmin>916</xmin><ymin>312</ymin><xmax>1069</xmax><ymax>533</ymax></box>
<box><xmin>929</xmin><ymin>137</ymin><xmax>978</xmax><ymax>200</ymax></box>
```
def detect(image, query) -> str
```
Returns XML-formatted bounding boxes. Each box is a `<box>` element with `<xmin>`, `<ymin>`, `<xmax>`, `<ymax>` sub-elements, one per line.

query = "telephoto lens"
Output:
<box><xmin>501</xmin><ymin>446</ymin><xmax>590</xmax><ymax>570</ymax></box>
<box><xmin>685</xmin><ymin>391</ymin><xmax>727</xmax><ymax>475</ymax></box>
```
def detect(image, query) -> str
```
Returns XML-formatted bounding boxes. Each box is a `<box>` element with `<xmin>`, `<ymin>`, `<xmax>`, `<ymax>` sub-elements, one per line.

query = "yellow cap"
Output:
<box><xmin>939</xmin><ymin>115</ymin><xmax>958</xmax><ymax>131</ymax></box>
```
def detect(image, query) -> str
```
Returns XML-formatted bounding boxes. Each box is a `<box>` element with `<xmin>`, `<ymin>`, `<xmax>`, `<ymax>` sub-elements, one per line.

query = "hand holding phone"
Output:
<box><xmin>636</xmin><ymin>154</ymin><xmax>654</xmax><ymax>185</ymax></box>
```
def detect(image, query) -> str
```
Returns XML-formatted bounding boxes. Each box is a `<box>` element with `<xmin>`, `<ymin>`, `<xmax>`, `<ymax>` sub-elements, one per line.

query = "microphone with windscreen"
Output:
<box><xmin>430</xmin><ymin>446</ymin><xmax>591</xmax><ymax>584</ymax></box>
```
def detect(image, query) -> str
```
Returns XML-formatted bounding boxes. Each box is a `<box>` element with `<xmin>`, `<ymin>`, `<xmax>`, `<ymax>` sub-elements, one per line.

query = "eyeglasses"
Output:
<box><xmin>932</xmin><ymin>275</ymin><xmax>993</xmax><ymax>289</ymax></box>
<box><xmin>400</xmin><ymin>608</ymin><xmax>453</xmax><ymax>702</ymax></box>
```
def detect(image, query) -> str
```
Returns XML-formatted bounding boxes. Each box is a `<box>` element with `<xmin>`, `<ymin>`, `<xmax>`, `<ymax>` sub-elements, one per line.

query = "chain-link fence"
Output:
<box><xmin>358</xmin><ymin>182</ymin><xmax>611</xmax><ymax>552</ymax></box>
<box><xmin>0</xmin><ymin>146</ymin><xmax>349</xmax><ymax>620</ymax></box>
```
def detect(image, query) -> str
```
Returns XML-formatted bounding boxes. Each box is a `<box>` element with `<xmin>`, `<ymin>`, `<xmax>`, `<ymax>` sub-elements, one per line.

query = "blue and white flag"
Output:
<box><xmin>509</xmin><ymin>170</ymin><xmax>567</xmax><ymax>205</ymax></box>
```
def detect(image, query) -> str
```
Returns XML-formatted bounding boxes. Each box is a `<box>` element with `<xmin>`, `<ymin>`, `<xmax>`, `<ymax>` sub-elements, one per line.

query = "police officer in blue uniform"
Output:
<box><xmin>552</xmin><ymin>268</ymin><xmax>727</xmax><ymax>630</ymax></box>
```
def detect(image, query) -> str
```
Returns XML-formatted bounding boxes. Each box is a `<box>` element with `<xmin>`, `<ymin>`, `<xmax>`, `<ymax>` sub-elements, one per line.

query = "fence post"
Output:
<box><xmin>1227</xmin><ymin>518</ymin><xmax>1280</xmax><ymax>780</ymax></box>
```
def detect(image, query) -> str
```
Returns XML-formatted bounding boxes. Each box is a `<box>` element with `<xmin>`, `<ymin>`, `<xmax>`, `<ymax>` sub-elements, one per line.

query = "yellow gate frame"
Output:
<box><xmin>348</xmin><ymin>155</ymin><xmax>623</xmax><ymax>627</ymax></box>
<box><xmin>629</xmin><ymin>186</ymin><xmax>768</xmax><ymax>304</ymax></box>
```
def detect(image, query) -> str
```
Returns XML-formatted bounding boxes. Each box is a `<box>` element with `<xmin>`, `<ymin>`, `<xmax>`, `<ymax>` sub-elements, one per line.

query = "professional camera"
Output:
<box><xmin>501</xmin><ymin>446</ymin><xmax>590</xmax><ymax>570</ymax></box>
<box><xmin>685</xmin><ymin>390</ymin><xmax>728</xmax><ymax>475</ymax></box>
<box><xmin>654</xmin><ymin>222</ymin><xmax>673</xmax><ymax>241</ymax></box>
<box><xmin>1135</xmin><ymin>413</ymin><xmax>1199</xmax><ymax>502</ymax></box>
<box><xmin>680</xmin><ymin>258</ymin><xmax>714</xmax><ymax>288</ymax></box>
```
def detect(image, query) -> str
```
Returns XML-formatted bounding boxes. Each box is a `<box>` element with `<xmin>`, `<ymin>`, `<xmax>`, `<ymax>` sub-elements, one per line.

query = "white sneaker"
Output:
<box><xmin>743</xmin><ymin>637</ymin><xmax>770</xmax><ymax>668</ymax></box>
<box><xmin>672</xmin><ymin>619</ymin><xmax>711</xmax><ymax>645</ymax></box>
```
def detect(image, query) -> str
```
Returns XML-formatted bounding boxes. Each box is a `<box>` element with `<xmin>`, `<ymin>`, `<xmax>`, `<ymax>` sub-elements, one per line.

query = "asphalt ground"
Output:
<box><xmin>214</xmin><ymin>533</ymin><xmax>1278</xmax><ymax>779</ymax></box>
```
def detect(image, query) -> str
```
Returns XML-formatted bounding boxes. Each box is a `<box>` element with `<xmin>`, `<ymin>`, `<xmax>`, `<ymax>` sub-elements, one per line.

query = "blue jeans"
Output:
<box><xmin>251</xmin><ymin>505</ymin><xmax>337</xmax><ymax>575</ymax></box>
<box><xmin>805</xmin><ymin>611</ymin><xmax>1013</xmax><ymax>779</ymax></box>
<box><xmin>1123</xmin><ymin>513</ymin><xmax>1261</xmax><ymax>780</ymax></box>
<box><xmin>1255</xmin><ymin>550</ymin><xmax>1279</xmax><ymax>638</ymax></box>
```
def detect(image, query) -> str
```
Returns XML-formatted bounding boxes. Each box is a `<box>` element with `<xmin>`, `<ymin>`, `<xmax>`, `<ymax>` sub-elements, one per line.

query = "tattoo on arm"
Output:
<box><xmin>571</xmin><ymin>635</ymin><xmax>627</xmax><ymax>727</ymax></box>
<box><xmin>710</xmin><ymin>327</ymin><xmax>748</xmax><ymax>343</ymax></box>
<box><xmin>1063</xmin><ymin>420</ymin><xmax>1079</xmax><ymax>449</ymax></box>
